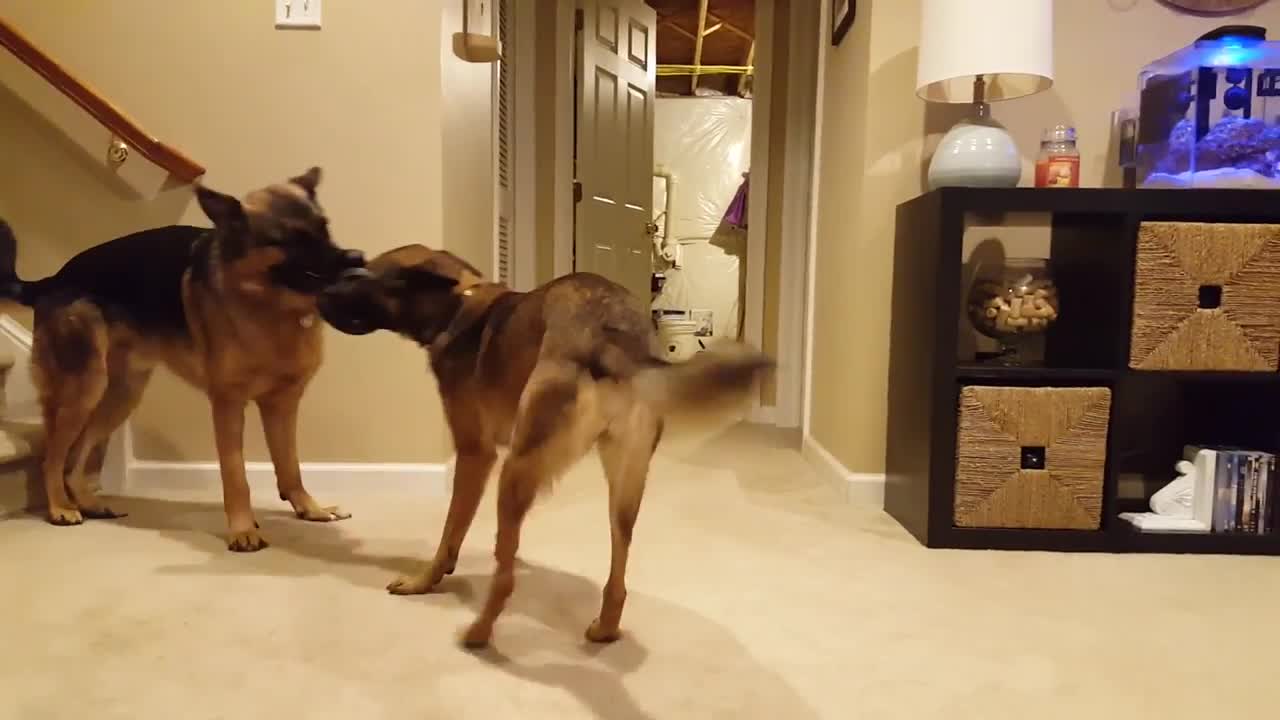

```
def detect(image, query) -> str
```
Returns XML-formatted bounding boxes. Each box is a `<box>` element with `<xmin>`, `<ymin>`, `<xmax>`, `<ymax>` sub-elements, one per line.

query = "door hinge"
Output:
<box><xmin>575</xmin><ymin>8</ymin><xmax>584</xmax><ymax>32</ymax></box>
<box><xmin>573</xmin><ymin>179</ymin><xmax>583</xmax><ymax>204</ymax></box>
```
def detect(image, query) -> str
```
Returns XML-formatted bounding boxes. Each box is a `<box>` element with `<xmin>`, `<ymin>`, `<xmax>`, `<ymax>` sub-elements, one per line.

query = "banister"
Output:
<box><xmin>0</xmin><ymin>17</ymin><xmax>204</xmax><ymax>183</ymax></box>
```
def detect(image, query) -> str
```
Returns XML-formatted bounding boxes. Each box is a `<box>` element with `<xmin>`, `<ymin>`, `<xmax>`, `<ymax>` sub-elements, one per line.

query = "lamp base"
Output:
<box><xmin>928</xmin><ymin>107</ymin><xmax>1021</xmax><ymax>190</ymax></box>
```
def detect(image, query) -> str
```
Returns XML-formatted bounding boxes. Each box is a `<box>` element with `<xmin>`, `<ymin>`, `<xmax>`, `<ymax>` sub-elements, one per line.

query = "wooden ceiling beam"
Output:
<box><xmin>690</xmin><ymin>0</ymin><xmax>710</xmax><ymax>94</ymax></box>
<box><xmin>737</xmin><ymin>39</ymin><xmax>756</xmax><ymax>96</ymax></box>
<box><xmin>706</xmin><ymin>12</ymin><xmax>753</xmax><ymax>42</ymax></box>
<box><xmin>658</xmin><ymin>16</ymin><xmax>697</xmax><ymax>42</ymax></box>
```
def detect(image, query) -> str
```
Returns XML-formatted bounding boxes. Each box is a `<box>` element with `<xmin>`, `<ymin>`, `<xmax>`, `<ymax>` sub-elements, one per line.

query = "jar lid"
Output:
<box><xmin>1042</xmin><ymin>124</ymin><xmax>1077</xmax><ymax>142</ymax></box>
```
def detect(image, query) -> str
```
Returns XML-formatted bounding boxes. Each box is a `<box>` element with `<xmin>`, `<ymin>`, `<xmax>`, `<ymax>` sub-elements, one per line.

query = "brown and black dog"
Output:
<box><xmin>0</xmin><ymin>168</ymin><xmax>365</xmax><ymax>551</ymax></box>
<box><xmin>317</xmin><ymin>245</ymin><xmax>773</xmax><ymax>648</ymax></box>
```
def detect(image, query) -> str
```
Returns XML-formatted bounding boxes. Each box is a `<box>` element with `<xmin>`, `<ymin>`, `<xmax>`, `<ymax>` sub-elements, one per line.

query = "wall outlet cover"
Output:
<box><xmin>276</xmin><ymin>0</ymin><xmax>321</xmax><ymax>29</ymax></box>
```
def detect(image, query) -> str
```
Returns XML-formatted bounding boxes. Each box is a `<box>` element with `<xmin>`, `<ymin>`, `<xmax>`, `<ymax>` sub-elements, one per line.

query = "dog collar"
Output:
<box><xmin>299</xmin><ymin>314</ymin><xmax>316</xmax><ymax>329</ymax></box>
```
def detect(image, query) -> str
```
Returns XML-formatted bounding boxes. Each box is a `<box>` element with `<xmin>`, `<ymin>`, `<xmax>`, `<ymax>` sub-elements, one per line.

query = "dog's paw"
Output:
<box><xmin>79</xmin><ymin>503</ymin><xmax>128</xmax><ymax>520</ymax></box>
<box><xmin>460</xmin><ymin>621</ymin><xmax>493</xmax><ymax>650</ymax></box>
<box><xmin>296</xmin><ymin>504</ymin><xmax>351</xmax><ymax>522</ymax></box>
<box><xmin>227</xmin><ymin>530</ymin><xmax>269</xmax><ymax>552</ymax></box>
<box><xmin>584</xmin><ymin>619</ymin><xmax>622</xmax><ymax>644</ymax></box>
<box><xmin>386</xmin><ymin>569</ymin><xmax>442</xmax><ymax>595</ymax></box>
<box><xmin>287</xmin><ymin>492</ymin><xmax>352</xmax><ymax>522</ymax></box>
<box><xmin>47</xmin><ymin>506</ymin><xmax>84</xmax><ymax>526</ymax></box>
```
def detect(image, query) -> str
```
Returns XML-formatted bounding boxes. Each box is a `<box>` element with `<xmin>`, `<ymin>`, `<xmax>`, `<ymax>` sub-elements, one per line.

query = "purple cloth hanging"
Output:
<box><xmin>723</xmin><ymin>172</ymin><xmax>749</xmax><ymax>229</ymax></box>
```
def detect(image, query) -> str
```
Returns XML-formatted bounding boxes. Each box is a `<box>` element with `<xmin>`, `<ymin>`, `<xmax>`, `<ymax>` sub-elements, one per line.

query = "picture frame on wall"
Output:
<box><xmin>832</xmin><ymin>0</ymin><xmax>856</xmax><ymax>46</ymax></box>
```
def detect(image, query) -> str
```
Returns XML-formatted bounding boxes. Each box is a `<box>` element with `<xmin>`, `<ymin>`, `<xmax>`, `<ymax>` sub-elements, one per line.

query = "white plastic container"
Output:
<box><xmin>657</xmin><ymin>317</ymin><xmax>701</xmax><ymax>363</ymax></box>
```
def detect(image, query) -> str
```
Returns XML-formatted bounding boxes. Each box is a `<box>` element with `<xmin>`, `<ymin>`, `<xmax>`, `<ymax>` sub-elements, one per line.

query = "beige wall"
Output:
<box><xmin>441</xmin><ymin>2</ymin><xmax>495</xmax><ymax>280</ymax></box>
<box><xmin>0</xmin><ymin>0</ymin><xmax>453</xmax><ymax>463</ymax></box>
<box><xmin>810</xmin><ymin>0</ymin><xmax>1280</xmax><ymax>472</ymax></box>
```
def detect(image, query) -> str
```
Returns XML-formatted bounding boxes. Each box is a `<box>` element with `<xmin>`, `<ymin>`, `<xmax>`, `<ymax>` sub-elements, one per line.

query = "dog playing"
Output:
<box><xmin>317</xmin><ymin>244</ymin><xmax>773</xmax><ymax>648</ymax></box>
<box><xmin>0</xmin><ymin>168</ymin><xmax>365</xmax><ymax>551</ymax></box>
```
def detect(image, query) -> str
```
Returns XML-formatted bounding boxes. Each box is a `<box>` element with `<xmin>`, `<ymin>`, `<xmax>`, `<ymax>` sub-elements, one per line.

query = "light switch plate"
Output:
<box><xmin>276</xmin><ymin>0</ymin><xmax>321</xmax><ymax>29</ymax></box>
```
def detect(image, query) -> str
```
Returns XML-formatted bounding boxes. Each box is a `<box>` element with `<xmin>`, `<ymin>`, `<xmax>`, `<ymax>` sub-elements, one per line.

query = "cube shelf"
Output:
<box><xmin>885</xmin><ymin>187</ymin><xmax>1280</xmax><ymax>556</ymax></box>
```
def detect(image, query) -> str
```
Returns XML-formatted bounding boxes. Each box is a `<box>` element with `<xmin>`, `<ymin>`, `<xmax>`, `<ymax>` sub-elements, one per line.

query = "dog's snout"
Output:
<box><xmin>341</xmin><ymin>249</ymin><xmax>366</xmax><ymax>268</ymax></box>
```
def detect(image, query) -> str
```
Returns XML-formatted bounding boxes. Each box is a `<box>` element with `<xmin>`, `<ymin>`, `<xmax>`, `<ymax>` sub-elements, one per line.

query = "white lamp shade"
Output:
<box><xmin>916</xmin><ymin>0</ymin><xmax>1054</xmax><ymax>103</ymax></box>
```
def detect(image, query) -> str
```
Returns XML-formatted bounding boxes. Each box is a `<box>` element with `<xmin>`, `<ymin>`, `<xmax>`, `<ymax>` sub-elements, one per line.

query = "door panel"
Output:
<box><xmin>575</xmin><ymin>0</ymin><xmax>656</xmax><ymax>303</ymax></box>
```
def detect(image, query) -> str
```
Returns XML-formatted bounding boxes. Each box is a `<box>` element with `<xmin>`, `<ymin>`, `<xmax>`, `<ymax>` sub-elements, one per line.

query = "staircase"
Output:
<box><xmin>1</xmin><ymin>13</ymin><xmax>200</xmax><ymax>514</ymax></box>
<box><xmin>0</xmin><ymin>353</ymin><xmax>45</xmax><ymax>516</ymax></box>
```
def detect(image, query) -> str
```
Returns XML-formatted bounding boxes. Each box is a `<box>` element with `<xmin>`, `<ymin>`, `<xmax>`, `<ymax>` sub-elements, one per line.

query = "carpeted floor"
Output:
<box><xmin>3</xmin><ymin>425</ymin><xmax>1277</xmax><ymax>719</ymax></box>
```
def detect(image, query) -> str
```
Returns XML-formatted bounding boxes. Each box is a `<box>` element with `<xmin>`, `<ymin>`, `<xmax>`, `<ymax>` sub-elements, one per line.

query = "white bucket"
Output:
<box><xmin>657</xmin><ymin>317</ymin><xmax>701</xmax><ymax>362</ymax></box>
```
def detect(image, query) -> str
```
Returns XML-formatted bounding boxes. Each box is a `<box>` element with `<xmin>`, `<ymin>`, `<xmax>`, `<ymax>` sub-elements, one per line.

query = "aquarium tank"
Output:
<box><xmin>1138</xmin><ymin>25</ymin><xmax>1280</xmax><ymax>189</ymax></box>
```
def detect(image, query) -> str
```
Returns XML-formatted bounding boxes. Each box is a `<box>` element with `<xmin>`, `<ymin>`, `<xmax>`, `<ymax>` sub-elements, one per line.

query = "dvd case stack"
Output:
<box><xmin>1185</xmin><ymin>445</ymin><xmax>1278</xmax><ymax>534</ymax></box>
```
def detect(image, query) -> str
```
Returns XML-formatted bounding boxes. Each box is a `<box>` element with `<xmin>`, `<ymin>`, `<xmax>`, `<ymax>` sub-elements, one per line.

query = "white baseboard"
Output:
<box><xmin>126</xmin><ymin>460</ymin><xmax>453</xmax><ymax>497</ymax></box>
<box><xmin>801</xmin><ymin>434</ymin><xmax>885</xmax><ymax>506</ymax></box>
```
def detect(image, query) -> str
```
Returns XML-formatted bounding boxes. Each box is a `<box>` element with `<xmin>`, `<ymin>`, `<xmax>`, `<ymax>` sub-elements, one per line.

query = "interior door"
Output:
<box><xmin>574</xmin><ymin>0</ymin><xmax>657</xmax><ymax>302</ymax></box>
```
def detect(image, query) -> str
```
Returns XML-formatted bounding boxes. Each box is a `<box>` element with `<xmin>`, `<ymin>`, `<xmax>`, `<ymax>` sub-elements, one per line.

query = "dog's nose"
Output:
<box><xmin>341</xmin><ymin>249</ymin><xmax>366</xmax><ymax>268</ymax></box>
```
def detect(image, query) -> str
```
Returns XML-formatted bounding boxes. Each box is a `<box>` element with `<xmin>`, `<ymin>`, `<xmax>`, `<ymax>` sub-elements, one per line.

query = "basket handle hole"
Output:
<box><xmin>1198</xmin><ymin>285</ymin><xmax>1223</xmax><ymax>310</ymax></box>
<box><xmin>1020</xmin><ymin>446</ymin><xmax>1046</xmax><ymax>470</ymax></box>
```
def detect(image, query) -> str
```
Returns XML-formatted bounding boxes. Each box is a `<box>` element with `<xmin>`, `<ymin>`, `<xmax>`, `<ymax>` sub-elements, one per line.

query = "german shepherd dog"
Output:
<box><xmin>317</xmin><ymin>245</ymin><xmax>773</xmax><ymax>648</ymax></box>
<box><xmin>0</xmin><ymin>168</ymin><xmax>365</xmax><ymax>551</ymax></box>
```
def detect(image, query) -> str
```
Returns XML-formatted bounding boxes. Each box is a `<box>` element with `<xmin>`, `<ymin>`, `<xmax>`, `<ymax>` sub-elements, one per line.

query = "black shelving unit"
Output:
<box><xmin>885</xmin><ymin>187</ymin><xmax>1280</xmax><ymax>556</ymax></box>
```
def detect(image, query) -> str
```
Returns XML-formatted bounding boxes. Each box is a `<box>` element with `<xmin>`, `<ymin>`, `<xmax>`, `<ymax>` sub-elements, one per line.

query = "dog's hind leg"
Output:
<box><xmin>31</xmin><ymin>301</ymin><xmax>109</xmax><ymax>526</ymax></box>
<box><xmin>463</xmin><ymin>364</ymin><xmax>607</xmax><ymax>649</ymax></box>
<box><xmin>257</xmin><ymin>381</ymin><xmax>350</xmax><ymax>522</ymax></box>
<box><xmin>586</xmin><ymin>403</ymin><xmax>660</xmax><ymax>643</ymax></box>
<box><xmin>64</xmin><ymin>355</ymin><xmax>152</xmax><ymax>519</ymax></box>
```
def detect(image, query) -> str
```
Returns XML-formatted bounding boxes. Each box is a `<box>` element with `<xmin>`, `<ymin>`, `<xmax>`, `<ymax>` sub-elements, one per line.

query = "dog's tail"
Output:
<box><xmin>0</xmin><ymin>218</ymin><xmax>35</xmax><ymax>306</ymax></box>
<box><xmin>632</xmin><ymin>342</ymin><xmax>775</xmax><ymax>424</ymax></box>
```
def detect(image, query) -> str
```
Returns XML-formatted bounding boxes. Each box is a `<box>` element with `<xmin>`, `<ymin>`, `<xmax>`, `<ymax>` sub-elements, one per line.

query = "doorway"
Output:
<box><xmin>503</xmin><ymin>0</ymin><xmax>820</xmax><ymax>429</ymax></box>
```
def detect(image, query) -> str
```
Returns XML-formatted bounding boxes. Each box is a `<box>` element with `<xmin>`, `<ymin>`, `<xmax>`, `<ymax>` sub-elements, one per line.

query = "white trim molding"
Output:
<box><xmin>802</xmin><ymin>434</ymin><xmax>885</xmax><ymax>506</ymax></box>
<box><xmin>551</xmin><ymin>0</ymin><xmax>577</xmax><ymax>279</ymax></box>
<box><xmin>801</xmin><ymin>0</ymin><xmax>829</xmax><ymax>440</ymax></box>
<box><xmin>126</xmin><ymin>459</ymin><xmax>452</xmax><ymax>497</ymax></box>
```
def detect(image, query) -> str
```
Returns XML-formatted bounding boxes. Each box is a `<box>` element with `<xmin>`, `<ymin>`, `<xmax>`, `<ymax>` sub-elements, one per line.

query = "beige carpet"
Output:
<box><xmin>2</xmin><ymin>425</ymin><xmax>1277</xmax><ymax>719</ymax></box>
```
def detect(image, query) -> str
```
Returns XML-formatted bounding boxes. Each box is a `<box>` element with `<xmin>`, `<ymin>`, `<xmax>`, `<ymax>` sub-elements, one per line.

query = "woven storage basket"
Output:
<box><xmin>954</xmin><ymin>386</ymin><xmax>1110</xmax><ymax>530</ymax></box>
<box><xmin>1130</xmin><ymin>221</ymin><xmax>1280</xmax><ymax>371</ymax></box>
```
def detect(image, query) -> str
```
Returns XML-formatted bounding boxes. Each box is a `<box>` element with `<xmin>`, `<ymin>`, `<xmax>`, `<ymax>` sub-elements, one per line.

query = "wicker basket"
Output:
<box><xmin>1130</xmin><ymin>221</ymin><xmax>1280</xmax><ymax>371</ymax></box>
<box><xmin>954</xmin><ymin>386</ymin><xmax>1110</xmax><ymax>530</ymax></box>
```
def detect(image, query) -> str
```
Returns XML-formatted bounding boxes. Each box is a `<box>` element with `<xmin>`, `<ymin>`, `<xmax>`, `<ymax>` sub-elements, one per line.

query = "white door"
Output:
<box><xmin>574</xmin><ymin>0</ymin><xmax>657</xmax><ymax>302</ymax></box>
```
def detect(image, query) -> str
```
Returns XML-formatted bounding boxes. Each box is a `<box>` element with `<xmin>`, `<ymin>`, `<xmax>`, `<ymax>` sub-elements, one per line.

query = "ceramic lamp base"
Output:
<box><xmin>928</xmin><ymin>111</ymin><xmax>1022</xmax><ymax>190</ymax></box>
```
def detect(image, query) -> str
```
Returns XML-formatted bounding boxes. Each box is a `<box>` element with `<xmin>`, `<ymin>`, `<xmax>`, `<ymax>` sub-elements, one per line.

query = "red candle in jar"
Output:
<box><xmin>1035</xmin><ymin>125</ymin><xmax>1080</xmax><ymax>188</ymax></box>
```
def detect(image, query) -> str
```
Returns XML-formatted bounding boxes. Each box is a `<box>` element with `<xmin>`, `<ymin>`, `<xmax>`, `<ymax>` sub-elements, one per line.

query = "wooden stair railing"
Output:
<box><xmin>0</xmin><ymin>17</ymin><xmax>204</xmax><ymax>183</ymax></box>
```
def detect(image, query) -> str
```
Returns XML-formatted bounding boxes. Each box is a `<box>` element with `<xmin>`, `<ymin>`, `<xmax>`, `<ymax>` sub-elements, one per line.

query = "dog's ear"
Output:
<box><xmin>195</xmin><ymin>184</ymin><xmax>247</xmax><ymax>230</ymax></box>
<box><xmin>290</xmin><ymin>166</ymin><xmax>322</xmax><ymax>198</ymax></box>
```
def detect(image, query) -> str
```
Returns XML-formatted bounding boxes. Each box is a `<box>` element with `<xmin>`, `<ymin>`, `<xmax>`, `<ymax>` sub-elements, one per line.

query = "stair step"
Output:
<box><xmin>0</xmin><ymin>419</ymin><xmax>41</xmax><ymax>464</ymax></box>
<box><xmin>0</xmin><ymin>419</ymin><xmax>42</xmax><ymax>516</ymax></box>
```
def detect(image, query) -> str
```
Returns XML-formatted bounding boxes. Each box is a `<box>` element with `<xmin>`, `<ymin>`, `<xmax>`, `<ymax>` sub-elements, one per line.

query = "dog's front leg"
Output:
<box><xmin>387</xmin><ymin>448</ymin><xmax>496</xmax><ymax>595</ymax></box>
<box><xmin>258</xmin><ymin>384</ymin><xmax>350</xmax><ymax>522</ymax></box>
<box><xmin>212</xmin><ymin>393</ymin><xmax>265</xmax><ymax>551</ymax></box>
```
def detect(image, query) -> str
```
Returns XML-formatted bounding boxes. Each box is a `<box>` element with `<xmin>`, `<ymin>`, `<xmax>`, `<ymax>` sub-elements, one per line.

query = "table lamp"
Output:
<box><xmin>916</xmin><ymin>0</ymin><xmax>1054</xmax><ymax>189</ymax></box>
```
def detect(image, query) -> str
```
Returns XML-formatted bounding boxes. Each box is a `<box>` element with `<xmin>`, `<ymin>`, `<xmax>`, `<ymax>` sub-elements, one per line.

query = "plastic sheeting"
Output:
<box><xmin>651</xmin><ymin>97</ymin><xmax>752</xmax><ymax>341</ymax></box>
